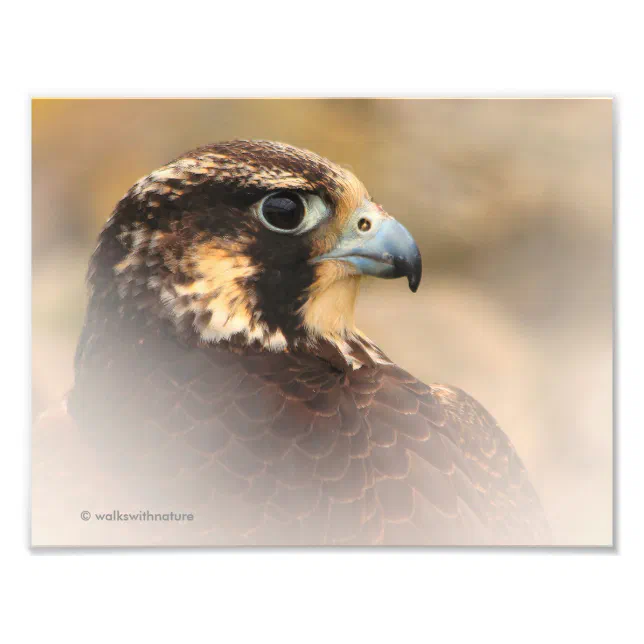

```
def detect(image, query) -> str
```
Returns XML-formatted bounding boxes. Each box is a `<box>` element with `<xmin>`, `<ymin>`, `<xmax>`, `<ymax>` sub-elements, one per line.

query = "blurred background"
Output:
<box><xmin>32</xmin><ymin>98</ymin><xmax>612</xmax><ymax>546</ymax></box>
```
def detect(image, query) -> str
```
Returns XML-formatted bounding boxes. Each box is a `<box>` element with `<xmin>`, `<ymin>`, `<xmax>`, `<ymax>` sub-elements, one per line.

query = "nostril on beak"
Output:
<box><xmin>358</xmin><ymin>218</ymin><xmax>371</xmax><ymax>232</ymax></box>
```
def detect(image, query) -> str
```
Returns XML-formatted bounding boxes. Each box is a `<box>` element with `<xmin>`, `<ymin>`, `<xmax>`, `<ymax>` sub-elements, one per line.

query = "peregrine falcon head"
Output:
<box><xmin>88</xmin><ymin>140</ymin><xmax>421</xmax><ymax>369</ymax></box>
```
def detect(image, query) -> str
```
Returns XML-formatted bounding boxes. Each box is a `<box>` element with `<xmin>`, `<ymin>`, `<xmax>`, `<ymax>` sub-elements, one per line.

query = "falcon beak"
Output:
<box><xmin>315</xmin><ymin>203</ymin><xmax>422</xmax><ymax>292</ymax></box>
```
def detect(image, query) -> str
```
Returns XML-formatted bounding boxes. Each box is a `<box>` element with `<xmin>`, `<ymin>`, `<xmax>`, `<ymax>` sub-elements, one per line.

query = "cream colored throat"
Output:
<box><xmin>301</xmin><ymin>275</ymin><xmax>360</xmax><ymax>338</ymax></box>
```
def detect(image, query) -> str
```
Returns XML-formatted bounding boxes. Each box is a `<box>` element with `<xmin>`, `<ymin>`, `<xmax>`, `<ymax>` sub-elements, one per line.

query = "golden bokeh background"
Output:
<box><xmin>32</xmin><ymin>98</ymin><xmax>612</xmax><ymax>546</ymax></box>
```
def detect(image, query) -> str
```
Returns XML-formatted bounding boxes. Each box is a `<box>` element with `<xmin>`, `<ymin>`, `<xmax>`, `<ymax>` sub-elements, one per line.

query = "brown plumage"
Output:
<box><xmin>32</xmin><ymin>140</ymin><xmax>550</xmax><ymax>546</ymax></box>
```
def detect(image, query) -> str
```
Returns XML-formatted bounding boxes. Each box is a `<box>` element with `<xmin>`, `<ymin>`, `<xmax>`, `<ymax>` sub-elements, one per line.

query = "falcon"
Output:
<box><xmin>32</xmin><ymin>140</ymin><xmax>550</xmax><ymax>546</ymax></box>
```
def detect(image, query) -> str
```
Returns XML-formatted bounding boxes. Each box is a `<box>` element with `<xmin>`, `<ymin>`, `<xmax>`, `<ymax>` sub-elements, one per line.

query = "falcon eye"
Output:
<box><xmin>260</xmin><ymin>191</ymin><xmax>306</xmax><ymax>232</ymax></box>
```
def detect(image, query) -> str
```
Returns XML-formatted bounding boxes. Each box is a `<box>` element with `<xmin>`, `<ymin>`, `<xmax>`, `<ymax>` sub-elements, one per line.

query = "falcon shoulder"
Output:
<box><xmin>34</xmin><ymin>325</ymin><xmax>549</xmax><ymax>546</ymax></box>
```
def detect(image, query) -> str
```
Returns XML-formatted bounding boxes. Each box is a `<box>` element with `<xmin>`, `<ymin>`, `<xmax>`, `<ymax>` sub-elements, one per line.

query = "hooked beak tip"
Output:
<box><xmin>394</xmin><ymin>253</ymin><xmax>422</xmax><ymax>293</ymax></box>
